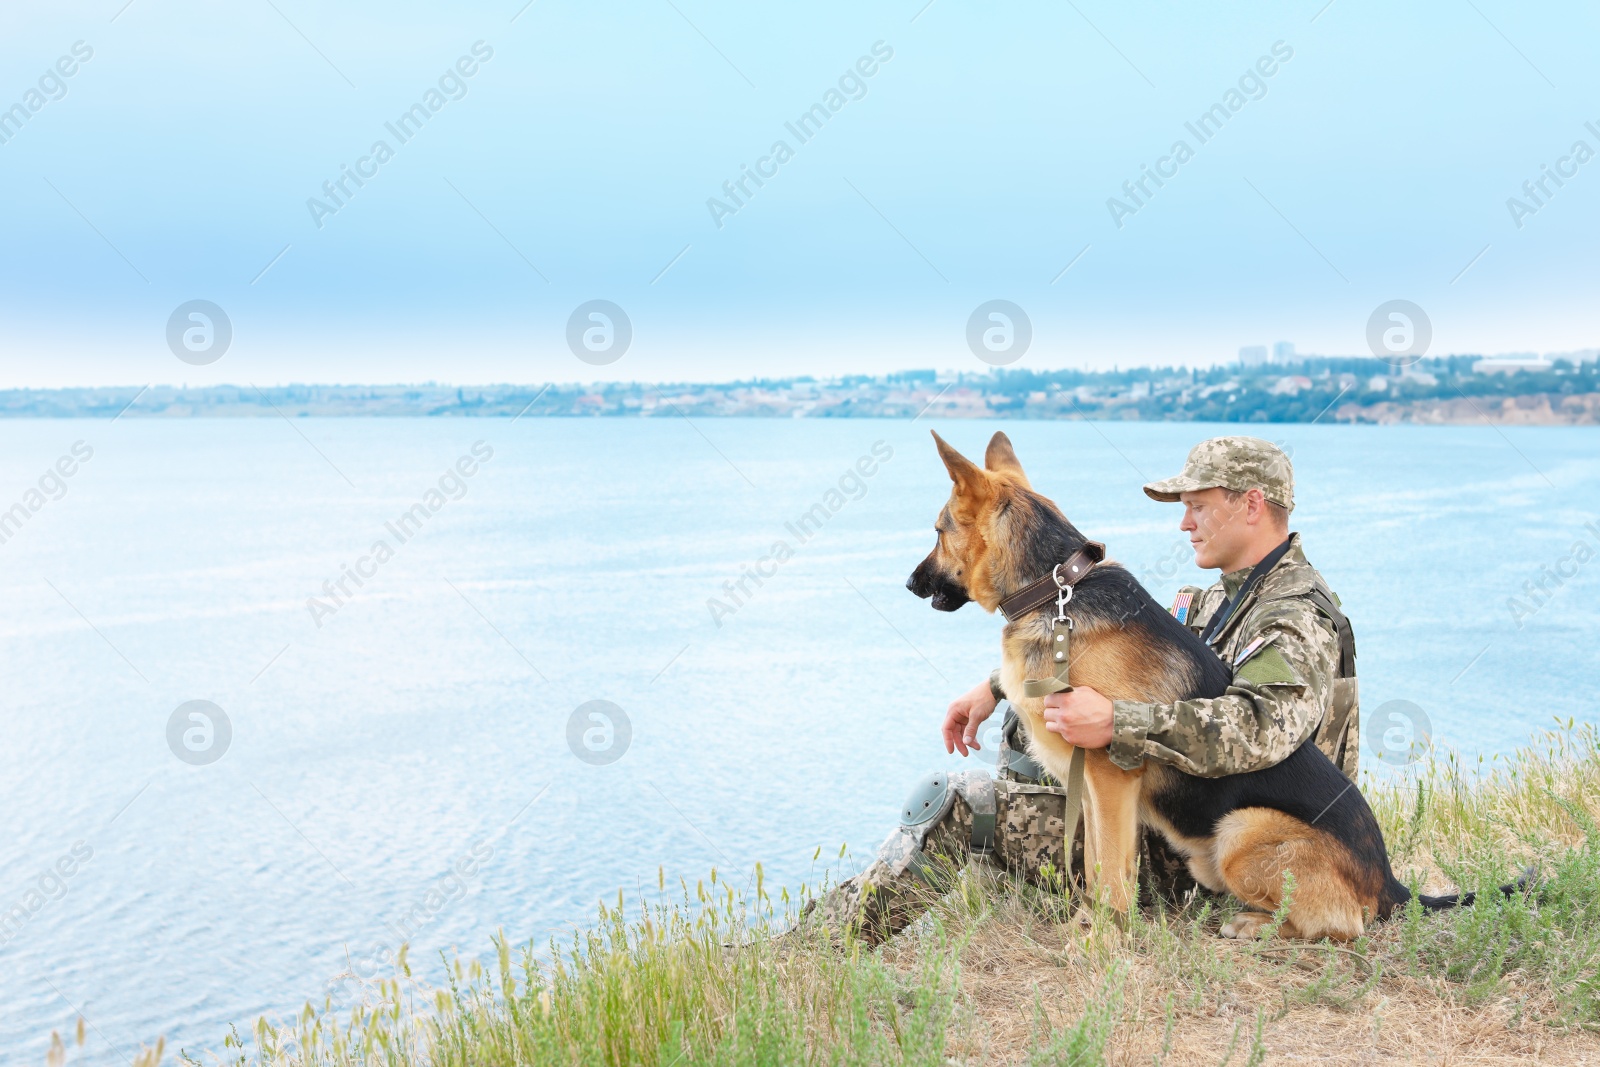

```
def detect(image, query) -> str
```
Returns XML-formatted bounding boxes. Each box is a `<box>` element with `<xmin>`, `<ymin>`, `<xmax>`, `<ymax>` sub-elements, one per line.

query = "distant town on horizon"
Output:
<box><xmin>5</xmin><ymin>347</ymin><xmax>1599</xmax><ymax>425</ymax></box>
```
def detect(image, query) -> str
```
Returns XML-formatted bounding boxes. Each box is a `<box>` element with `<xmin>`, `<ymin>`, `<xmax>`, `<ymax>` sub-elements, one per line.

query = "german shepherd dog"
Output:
<box><xmin>906</xmin><ymin>431</ymin><xmax>1468</xmax><ymax>940</ymax></box>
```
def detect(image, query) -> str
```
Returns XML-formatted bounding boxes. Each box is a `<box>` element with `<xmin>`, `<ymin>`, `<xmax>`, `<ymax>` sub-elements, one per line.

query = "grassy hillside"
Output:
<box><xmin>49</xmin><ymin>722</ymin><xmax>1600</xmax><ymax>1066</ymax></box>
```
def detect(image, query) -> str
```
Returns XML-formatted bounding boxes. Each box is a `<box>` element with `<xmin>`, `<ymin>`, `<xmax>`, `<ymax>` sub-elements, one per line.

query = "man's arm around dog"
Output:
<box><xmin>1042</xmin><ymin>594</ymin><xmax>1342</xmax><ymax>777</ymax></box>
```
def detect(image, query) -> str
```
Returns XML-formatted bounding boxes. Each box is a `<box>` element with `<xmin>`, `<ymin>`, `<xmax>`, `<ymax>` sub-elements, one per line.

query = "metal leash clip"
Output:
<box><xmin>1051</xmin><ymin>563</ymin><xmax>1074</xmax><ymax>623</ymax></box>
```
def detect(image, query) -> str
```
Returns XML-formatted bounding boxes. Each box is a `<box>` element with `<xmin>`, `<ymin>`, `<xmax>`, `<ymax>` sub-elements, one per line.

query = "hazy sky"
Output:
<box><xmin>1</xmin><ymin>0</ymin><xmax>1596</xmax><ymax>387</ymax></box>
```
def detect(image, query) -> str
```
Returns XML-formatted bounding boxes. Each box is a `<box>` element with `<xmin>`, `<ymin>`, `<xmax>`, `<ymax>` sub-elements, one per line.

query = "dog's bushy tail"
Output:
<box><xmin>1417</xmin><ymin>890</ymin><xmax>1474</xmax><ymax>911</ymax></box>
<box><xmin>1413</xmin><ymin>865</ymin><xmax>1539</xmax><ymax>912</ymax></box>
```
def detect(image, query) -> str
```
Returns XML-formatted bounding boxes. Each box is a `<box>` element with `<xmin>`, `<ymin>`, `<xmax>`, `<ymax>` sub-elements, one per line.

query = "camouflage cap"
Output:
<box><xmin>1143</xmin><ymin>436</ymin><xmax>1294</xmax><ymax>510</ymax></box>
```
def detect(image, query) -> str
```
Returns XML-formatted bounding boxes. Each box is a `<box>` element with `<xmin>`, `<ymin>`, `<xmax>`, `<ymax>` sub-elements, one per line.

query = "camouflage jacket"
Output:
<box><xmin>1108</xmin><ymin>533</ymin><xmax>1360</xmax><ymax>779</ymax></box>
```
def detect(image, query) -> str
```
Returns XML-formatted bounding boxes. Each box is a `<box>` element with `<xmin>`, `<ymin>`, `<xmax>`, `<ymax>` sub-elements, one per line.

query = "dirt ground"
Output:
<box><xmin>880</xmin><ymin>904</ymin><xmax>1599</xmax><ymax>1066</ymax></box>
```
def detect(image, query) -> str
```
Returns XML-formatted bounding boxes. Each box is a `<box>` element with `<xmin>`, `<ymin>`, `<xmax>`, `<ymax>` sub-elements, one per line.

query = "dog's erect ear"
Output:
<box><xmin>932</xmin><ymin>431</ymin><xmax>991</xmax><ymax>512</ymax></box>
<box><xmin>983</xmin><ymin>432</ymin><xmax>1030</xmax><ymax>488</ymax></box>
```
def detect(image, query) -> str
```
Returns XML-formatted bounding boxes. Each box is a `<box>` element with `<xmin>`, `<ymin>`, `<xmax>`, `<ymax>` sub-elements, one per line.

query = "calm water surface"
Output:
<box><xmin>1</xmin><ymin>417</ymin><xmax>1596</xmax><ymax>1062</ymax></box>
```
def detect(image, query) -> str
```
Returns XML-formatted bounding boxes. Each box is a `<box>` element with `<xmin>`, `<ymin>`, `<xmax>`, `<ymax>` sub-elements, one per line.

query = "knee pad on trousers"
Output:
<box><xmin>900</xmin><ymin>770</ymin><xmax>955</xmax><ymax>831</ymax></box>
<box><xmin>881</xmin><ymin>769</ymin><xmax>998</xmax><ymax>879</ymax></box>
<box><xmin>875</xmin><ymin>771</ymin><xmax>952</xmax><ymax>880</ymax></box>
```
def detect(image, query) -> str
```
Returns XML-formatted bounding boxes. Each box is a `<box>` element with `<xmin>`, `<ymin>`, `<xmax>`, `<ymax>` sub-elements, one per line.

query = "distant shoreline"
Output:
<box><xmin>1</xmin><ymin>402</ymin><xmax>1594</xmax><ymax>425</ymax></box>
<box><xmin>3</xmin><ymin>394</ymin><xmax>1596</xmax><ymax>426</ymax></box>
<box><xmin>4</xmin><ymin>359</ymin><xmax>1599</xmax><ymax>426</ymax></box>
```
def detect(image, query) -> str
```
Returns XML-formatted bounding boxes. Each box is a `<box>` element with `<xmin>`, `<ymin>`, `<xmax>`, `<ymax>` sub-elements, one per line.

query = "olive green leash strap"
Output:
<box><xmin>1000</xmin><ymin>541</ymin><xmax>1104</xmax><ymax>887</ymax></box>
<box><xmin>1020</xmin><ymin>616</ymin><xmax>1074</xmax><ymax>699</ymax></box>
<box><xmin>1021</xmin><ymin>617</ymin><xmax>1087</xmax><ymax>877</ymax></box>
<box><xmin>1060</xmin><ymin>746</ymin><xmax>1086</xmax><ymax>878</ymax></box>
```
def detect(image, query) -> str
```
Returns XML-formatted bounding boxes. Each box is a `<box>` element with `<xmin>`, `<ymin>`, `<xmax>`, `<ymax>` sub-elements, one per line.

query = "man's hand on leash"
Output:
<box><xmin>943</xmin><ymin>678</ymin><xmax>998</xmax><ymax>756</ymax></box>
<box><xmin>1042</xmin><ymin>687</ymin><xmax>1114</xmax><ymax>748</ymax></box>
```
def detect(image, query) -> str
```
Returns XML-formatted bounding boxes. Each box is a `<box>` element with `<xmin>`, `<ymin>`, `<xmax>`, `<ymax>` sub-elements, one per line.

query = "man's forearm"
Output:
<box><xmin>1108</xmin><ymin>688</ymin><xmax>1321</xmax><ymax>777</ymax></box>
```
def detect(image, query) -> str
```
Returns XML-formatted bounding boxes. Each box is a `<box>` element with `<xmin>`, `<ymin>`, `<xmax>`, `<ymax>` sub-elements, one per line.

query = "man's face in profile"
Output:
<box><xmin>1179</xmin><ymin>487</ymin><xmax>1253</xmax><ymax>571</ymax></box>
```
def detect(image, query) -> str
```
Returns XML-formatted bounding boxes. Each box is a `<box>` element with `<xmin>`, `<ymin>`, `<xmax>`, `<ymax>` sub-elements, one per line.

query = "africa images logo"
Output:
<box><xmin>706</xmin><ymin>441</ymin><xmax>893</xmax><ymax>627</ymax></box>
<box><xmin>167</xmin><ymin>700</ymin><xmax>232</xmax><ymax>766</ymax></box>
<box><xmin>306</xmin><ymin>42</ymin><xmax>495</xmax><ymax>229</ymax></box>
<box><xmin>306</xmin><ymin>442</ymin><xmax>495</xmax><ymax>627</ymax></box>
<box><xmin>0</xmin><ymin>40</ymin><xmax>94</xmax><ymax>147</ymax></box>
<box><xmin>1105</xmin><ymin>41</ymin><xmax>1294</xmax><ymax>229</ymax></box>
<box><xmin>166</xmin><ymin>300</ymin><xmax>232</xmax><ymax>365</ymax></box>
<box><xmin>0</xmin><ymin>440</ymin><xmax>93</xmax><ymax>548</ymax></box>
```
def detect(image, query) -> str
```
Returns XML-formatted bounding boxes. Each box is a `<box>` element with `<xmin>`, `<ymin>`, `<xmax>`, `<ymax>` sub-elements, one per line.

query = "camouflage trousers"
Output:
<box><xmin>800</xmin><ymin>774</ymin><xmax>1201</xmax><ymax>945</ymax></box>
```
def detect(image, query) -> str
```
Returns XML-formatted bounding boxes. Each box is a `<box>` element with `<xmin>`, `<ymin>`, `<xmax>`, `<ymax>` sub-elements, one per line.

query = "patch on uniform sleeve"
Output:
<box><xmin>1232</xmin><ymin>635</ymin><xmax>1270</xmax><ymax>666</ymax></box>
<box><xmin>1168</xmin><ymin>591</ymin><xmax>1194</xmax><ymax>625</ymax></box>
<box><xmin>1234</xmin><ymin>642</ymin><xmax>1301</xmax><ymax>687</ymax></box>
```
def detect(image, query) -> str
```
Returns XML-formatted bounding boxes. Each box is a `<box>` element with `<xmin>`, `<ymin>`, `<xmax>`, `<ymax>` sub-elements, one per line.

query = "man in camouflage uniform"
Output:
<box><xmin>802</xmin><ymin>437</ymin><xmax>1359</xmax><ymax>944</ymax></box>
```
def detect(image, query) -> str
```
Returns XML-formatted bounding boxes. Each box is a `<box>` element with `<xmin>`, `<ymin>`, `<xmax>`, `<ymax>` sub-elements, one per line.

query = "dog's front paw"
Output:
<box><xmin>1219</xmin><ymin>911</ymin><xmax>1273</xmax><ymax>939</ymax></box>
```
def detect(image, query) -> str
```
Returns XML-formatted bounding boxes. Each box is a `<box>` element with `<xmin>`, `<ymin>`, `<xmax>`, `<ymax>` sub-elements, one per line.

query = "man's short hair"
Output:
<box><xmin>1223</xmin><ymin>487</ymin><xmax>1290</xmax><ymax>529</ymax></box>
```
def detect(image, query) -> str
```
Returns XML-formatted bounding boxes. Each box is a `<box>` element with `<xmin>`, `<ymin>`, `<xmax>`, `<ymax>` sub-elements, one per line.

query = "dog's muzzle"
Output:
<box><xmin>907</xmin><ymin>560</ymin><xmax>970</xmax><ymax>611</ymax></box>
